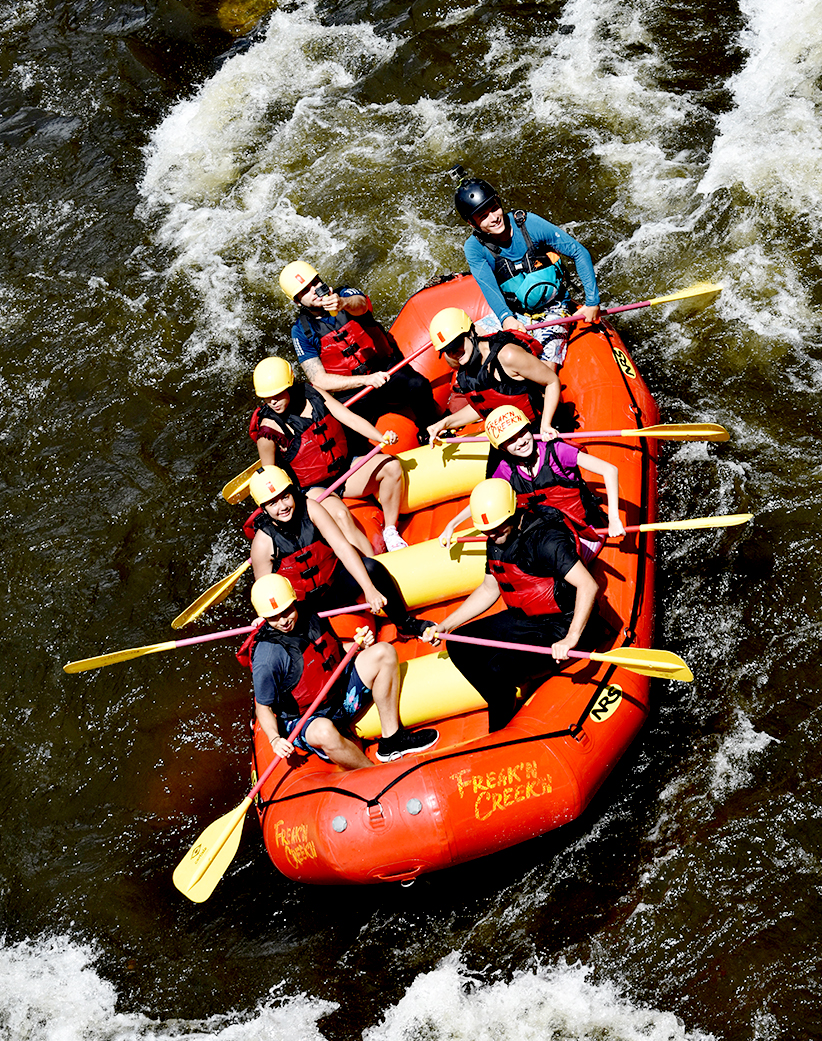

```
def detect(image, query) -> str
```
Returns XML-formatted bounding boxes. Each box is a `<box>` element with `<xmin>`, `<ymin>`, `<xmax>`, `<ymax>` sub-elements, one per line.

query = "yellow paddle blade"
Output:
<box><xmin>648</xmin><ymin>282</ymin><xmax>723</xmax><ymax>306</ymax></box>
<box><xmin>622</xmin><ymin>422</ymin><xmax>729</xmax><ymax>442</ymax></box>
<box><xmin>64</xmin><ymin>640</ymin><xmax>177</xmax><ymax>674</ymax></box>
<box><xmin>221</xmin><ymin>462</ymin><xmax>257</xmax><ymax>505</ymax></box>
<box><xmin>590</xmin><ymin>647</ymin><xmax>693</xmax><ymax>682</ymax></box>
<box><xmin>171</xmin><ymin>559</ymin><xmax>252</xmax><ymax>629</ymax></box>
<box><xmin>639</xmin><ymin>513</ymin><xmax>752</xmax><ymax>533</ymax></box>
<box><xmin>173</xmin><ymin>796</ymin><xmax>252</xmax><ymax>903</ymax></box>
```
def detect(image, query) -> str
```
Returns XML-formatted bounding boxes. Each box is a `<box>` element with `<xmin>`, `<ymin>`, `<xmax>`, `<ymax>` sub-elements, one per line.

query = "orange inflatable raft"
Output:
<box><xmin>251</xmin><ymin>273</ymin><xmax>660</xmax><ymax>885</ymax></box>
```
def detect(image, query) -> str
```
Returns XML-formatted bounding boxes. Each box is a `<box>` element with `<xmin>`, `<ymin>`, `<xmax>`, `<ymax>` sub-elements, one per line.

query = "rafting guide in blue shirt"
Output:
<box><xmin>453</xmin><ymin>165</ymin><xmax>601</xmax><ymax>370</ymax></box>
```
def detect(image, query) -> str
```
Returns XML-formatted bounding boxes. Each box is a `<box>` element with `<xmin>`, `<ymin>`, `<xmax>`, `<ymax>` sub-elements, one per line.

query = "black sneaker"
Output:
<box><xmin>376</xmin><ymin>727</ymin><xmax>439</xmax><ymax>762</ymax></box>
<box><xmin>396</xmin><ymin>616</ymin><xmax>436</xmax><ymax>640</ymax></box>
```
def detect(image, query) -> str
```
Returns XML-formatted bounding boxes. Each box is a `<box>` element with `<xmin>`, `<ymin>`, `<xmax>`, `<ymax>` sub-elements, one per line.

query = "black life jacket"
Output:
<box><xmin>245</xmin><ymin>495</ymin><xmax>339</xmax><ymax>599</ymax></box>
<box><xmin>455</xmin><ymin>330</ymin><xmax>543</xmax><ymax>420</ymax></box>
<box><xmin>248</xmin><ymin>385</ymin><xmax>349</xmax><ymax>489</ymax></box>
<box><xmin>239</xmin><ymin>611</ymin><xmax>345</xmax><ymax>716</ymax></box>
<box><xmin>486</xmin><ymin>513</ymin><xmax>581</xmax><ymax>617</ymax></box>
<box><xmin>473</xmin><ymin>210</ymin><xmax>568</xmax><ymax>315</ymax></box>
<box><xmin>506</xmin><ymin>440</ymin><xmax>608</xmax><ymax>530</ymax></box>
<box><xmin>300</xmin><ymin>303</ymin><xmax>398</xmax><ymax>376</ymax></box>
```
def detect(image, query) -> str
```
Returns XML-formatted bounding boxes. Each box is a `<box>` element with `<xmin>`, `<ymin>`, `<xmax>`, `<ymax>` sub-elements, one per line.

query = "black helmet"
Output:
<box><xmin>455</xmin><ymin>176</ymin><xmax>500</xmax><ymax>223</ymax></box>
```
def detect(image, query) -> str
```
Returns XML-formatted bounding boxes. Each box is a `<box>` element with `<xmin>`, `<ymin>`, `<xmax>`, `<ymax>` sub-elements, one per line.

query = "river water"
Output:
<box><xmin>2</xmin><ymin>0</ymin><xmax>821</xmax><ymax>1038</ymax></box>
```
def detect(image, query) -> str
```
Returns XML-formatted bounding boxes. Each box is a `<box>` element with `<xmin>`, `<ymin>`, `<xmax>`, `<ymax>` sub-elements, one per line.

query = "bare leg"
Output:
<box><xmin>303</xmin><ymin>717</ymin><xmax>374</xmax><ymax>770</ymax></box>
<box><xmin>343</xmin><ymin>456</ymin><xmax>404</xmax><ymax>529</ymax></box>
<box><xmin>355</xmin><ymin>643</ymin><xmax>400</xmax><ymax>738</ymax></box>
<box><xmin>307</xmin><ymin>487</ymin><xmax>373</xmax><ymax>556</ymax></box>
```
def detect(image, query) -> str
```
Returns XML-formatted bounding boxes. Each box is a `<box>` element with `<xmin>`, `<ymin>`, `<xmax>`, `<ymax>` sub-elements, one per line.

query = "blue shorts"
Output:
<box><xmin>282</xmin><ymin>661</ymin><xmax>373</xmax><ymax>761</ymax></box>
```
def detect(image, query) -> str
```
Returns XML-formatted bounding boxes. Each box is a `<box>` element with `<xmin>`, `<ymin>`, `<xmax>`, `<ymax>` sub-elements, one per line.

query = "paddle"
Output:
<box><xmin>173</xmin><ymin>641</ymin><xmax>360</xmax><ymax>903</ymax></box>
<box><xmin>343</xmin><ymin>341</ymin><xmax>432</xmax><ymax>408</ymax></box>
<box><xmin>222</xmin><ymin>462</ymin><xmax>260</xmax><ymax>505</ymax></box>
<box><xmin>591</xmin><ymin>513</ymin><xmax>753</xmax><ymax>535</ymax></box>
<box><xmin>525</xmin><ymin>282</ymin><xmax>723</xmax><ymax>332</ymax></box>
<box><xmin>175</xmin><ymin>440</ymin><xmax>390</xmax><ymax>629</ymax></box>
<box><xmin>440</xmin><ymin>422</ymin><xmax>730</xmax><ymax>444</ymax></box>
<box><xmin>172</xmin><ymin>559</ymin><xmax>252</xmax><ymax>629</ymax></box>
<box><xmin>63</xmin><ymin>601</ymin><xmax>371</xmax><ymax>674</ymax></box>
<box><xmin>63</xmin><ymin>623</ymin><xmax>258</xmax><ymax>674</ymax></box>
<box><xmin>455</xmin><ymin>513</ymin><xmax>753</xmax><ymax>542</ymax></box>
<box><xmin>430</xmin><ymin>631</ymin><xmax>693</xmax><ymax>682</ymax></box>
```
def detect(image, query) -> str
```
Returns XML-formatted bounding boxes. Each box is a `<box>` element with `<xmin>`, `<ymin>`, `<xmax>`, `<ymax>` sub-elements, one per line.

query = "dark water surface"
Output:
<box><xmin>2</xmin><ymin>0</ymin><xmax>822</xmax><ymax>1038</ymax></box>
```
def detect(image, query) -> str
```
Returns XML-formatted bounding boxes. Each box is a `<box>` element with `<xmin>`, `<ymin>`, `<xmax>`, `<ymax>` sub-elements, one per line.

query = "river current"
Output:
<box><xmin>2</xmin><ymin>0</ymin><xmax>821</xmax><ymax>1038</ymax></box>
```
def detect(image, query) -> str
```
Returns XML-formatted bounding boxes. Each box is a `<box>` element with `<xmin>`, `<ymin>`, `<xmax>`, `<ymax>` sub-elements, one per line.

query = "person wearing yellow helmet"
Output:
<box><xmin>423</xmin><ymin>478</ymin><xmax>599</xmax><ymax>731</ymax></box>
<box><xmin>246</xmin><ymin>574</ymin><xmax>438</xmax><ymax>768</ymax></box>
<box><xmin>249</xmin><ymin>356</ymin><xmax>408</xmax><ymax>553</ymax></box>
<box><xmin>279</xmin><ymin>261</ymin><xmax>437</xmax><ymax>442</ymax></box>
<box><xmin>438</xmin><ymin>405</ymin><xmax>625</xmax><ymax>548</ymax></box>
<box><xmin>425</xmin><ymin>307</ymin><xmax>561</xmax><ymax>444</ymax></box>
<box><xmin>246</xmin><ymin>466</ymin><xmax>433</xmax><ymax>639</ymax></box>
<box><xmin>453</xmin><ymin>166</ymin><xmax>601</xmax><ymax>370</ymax></box>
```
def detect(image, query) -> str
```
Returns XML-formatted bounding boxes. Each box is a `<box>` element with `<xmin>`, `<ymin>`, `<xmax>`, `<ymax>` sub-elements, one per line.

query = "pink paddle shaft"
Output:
<box><xmin>246</xmin><ymin>643</ymin><xmax>358</xmax><ymax>798</ymax></box>
<box><xmin>316</xmin><ymin>438</ymin><xmax>386</xmax><ymax>501</ymax></box>
<box><xmin>343</xmin><ymin>342</ymin><xmax>432</xmax><ymax>408</ymax></box>
<box><xmin>443</xmin><ymin>429</ymin><xmax>639</xmax><ymax>443</ymax></box>
<box><xmin>456</xmin><ymin>525</ymin><xmax>647</xmax><ymax>542</ymax></box>
<box><xmin>436</xmin><ymin>629</ymin><xmax>589</xmax><ymax>663</ymax></box>
<box><xmin>526</xmin><ymin>300</ymin><xmax>649</xmax><ymax>332</ymax></box>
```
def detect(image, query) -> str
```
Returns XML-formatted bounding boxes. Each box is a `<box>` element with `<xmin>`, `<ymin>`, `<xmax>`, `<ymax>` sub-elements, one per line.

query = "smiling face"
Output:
<box><xmin>262</xmin><ymin>487</ymin><xmax>296</xmax><ymax>524</ymax></box>
<box><xmin>472</xmin><ymin>199</ymin><xmax>506</xmax><ymax>237</ymax></box>
<box><xmin>501</xmin><ymin>427</ymin><xmax>535</xmax><ymax>459</ymax></box>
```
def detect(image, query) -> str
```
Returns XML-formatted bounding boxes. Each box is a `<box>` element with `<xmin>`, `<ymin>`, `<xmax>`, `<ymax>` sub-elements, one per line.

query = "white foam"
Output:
<box><xmin>698</xmin><ymin>0</ymin><xmax>822</xmax><ymax>210</ymax></box>
<box><xmin>138</xmin><ymin>1</ymin><xmax>402</xmax><ymax>356</ymax></box>
<box><xmin>710</xmin><ymin>709</ymin><xmax>778</xmax><ymax>798</ymax></box>
<box><xmin>0</xmin><ymin>934</ymin><xmax>337</xmax><ymax>1041</ymax></box>
<box><xmin>0</xmin><ymin>935</ymin><xmax>717</xmax><ymax>1041</ymax></box>
<box><xmin>365</xmin><ymin>952</ymin><xmax>715</xmax><ymax>1041</ymax></box>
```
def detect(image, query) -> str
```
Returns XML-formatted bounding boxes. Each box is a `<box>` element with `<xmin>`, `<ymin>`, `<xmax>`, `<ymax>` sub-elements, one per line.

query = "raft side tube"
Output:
<box><xmin>374</xmin><ymin>533</ymin><xmax>488</xmax><ymax>609</ymax></box>
<box><xmin>355</xmin><ymin>651</ymin><xmax>493</xmax><ymax>739</ymax></box>
<box><xmin>398</xmin><ymin>442</ymin><xmax>490</xmax><ymax>512</ymax></box>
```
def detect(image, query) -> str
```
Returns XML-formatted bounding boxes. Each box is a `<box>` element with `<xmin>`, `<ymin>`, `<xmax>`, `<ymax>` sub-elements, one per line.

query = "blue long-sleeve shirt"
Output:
<box><xmin>464</xmin><ymin>211</ymin><xmax>600</xmax><ymax>324</ymax></box>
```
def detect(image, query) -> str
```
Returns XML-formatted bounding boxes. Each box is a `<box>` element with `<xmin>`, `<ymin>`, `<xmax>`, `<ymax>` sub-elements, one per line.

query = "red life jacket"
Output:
<box><xmin>487</xmin><ymin>514</ymin><xmax>583</xmax><ymax>617</ymax></box>
<box><xmin>456</xmin><ymin>330</ymin><xmax>542</xmax><ymax>420</ymax></box>
<box><xmin>249</xmin><ymin>385</ymin><xmax>349</xmax><ymax>488</ymax></box>
<box><xmin>245</xmin><ymin>497</ymin><xmax>339</xmax><ymax>599</ymax></box>
<box><xmin>488</xmin><ymin>556</ymin><xmax>565</xmax><ymax>615</ymax></box>
<box><xmin>238</xmin><ymin>612</ymin><xmax>345</xmax><ymax>715</ymax></box>
<box><xmin>300</xmin><ymin>305</ymin><xmax>398</xmax><ymax>377</ymax></box>
<box><xmin>514</xmin><ymin>485</ymin><xmax>587</xmax><ymax>526</ymax></box>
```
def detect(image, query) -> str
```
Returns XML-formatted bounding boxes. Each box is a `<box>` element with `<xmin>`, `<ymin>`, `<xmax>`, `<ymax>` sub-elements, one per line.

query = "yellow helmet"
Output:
<box><xmin>249</xmin><ymin>465</ymin><xmax>293</xmax><ymax>506</ymax></box>
<box><xmin>470</xmin><ymin>478</ymin><xmax>517</xmax><ymax>531</ymax></box>
<box><xmin>429</xmin><ymin>307</ymin><xmax>473</xmax><ymax>352</ymax></box>
<box><xmin>253</xmin><ymin>356</ymin><xmax>294</xmax><ymax>398</ymax></box>
<box><xmin>279</xmin><ymin>261</ymin><xmax>319</xmax><ymax>300</ymax></box>
<box><xmin>251</xmin><ymin>574</ymin><xmax>297</xmax><ymax>618</ymax></box>
<box><xmin>484</xmin><ymin>405</ymin><xmax>529</xmax><ymax>449</ymax></box>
